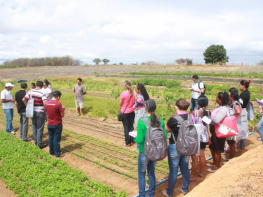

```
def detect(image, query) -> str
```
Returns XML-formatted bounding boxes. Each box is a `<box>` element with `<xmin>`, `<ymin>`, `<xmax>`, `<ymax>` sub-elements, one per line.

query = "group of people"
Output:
<box><xmin>119</xmin><ymin>76</ymin><xmax>258</xmax><ymax>197</ymax></box>
<box><xmin>1</xmin><ymin>80</ymin><xmax>65</xmax><ymax>157</ymax></box>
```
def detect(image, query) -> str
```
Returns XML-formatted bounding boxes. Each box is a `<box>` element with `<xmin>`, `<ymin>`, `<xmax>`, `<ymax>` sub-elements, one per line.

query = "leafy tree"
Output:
<box><xmin>203</xmin><ymin>45</ymin><xmax>229</xmax><ymax>64</ymax></box>
<box><xmin>186</xmin><ymin>58</ymin><xmax>193</xmax><ymax>65</ymax></box>
<box><xmin>258</xmin><ymin>60</ymin><xmax>263</xmax><ymax>66</ymax></box>
<box><xmin>93</xmin><ymin>58</ymin><xmax>102</xmax><ymax>65</ymax></box>
<box><xmin>175</xmin><ymin>58</ymin><xmax>186</xmax><ymax>65</ymax></box>
<box><xmin>119</xmin><ymin>62</ymin><xmax>123</xmax><ymax>65</ymax></box>
<box><xmin>102</xmin><ymin>59</ymin><xmax>110</xmax><ymax>65</ymax></box>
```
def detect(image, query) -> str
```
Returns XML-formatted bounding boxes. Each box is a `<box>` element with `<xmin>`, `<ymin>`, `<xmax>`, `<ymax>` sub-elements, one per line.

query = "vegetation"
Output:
<box><xmin>203</xmin><ymin>45</ymin><xmax>229</xmax><ymax>64</ymax></box>
<box><xmin>175</xmin><ymin>58</ymin><xmax>193</xmax><ymax>65</ymax></box>
<box><xmin>103</xmin><ymin>59</ymin><xmax>110</xmax><ymax>65</ymax></box>
<box><xmin>3</xmin><ymin>56</ymin><xmax>81</xmax><ymax>67</ymax></box>
<box><xmin>93</xmin><ymin>58</ymin><xmax>102</xmax><ymax>65</ymax></box>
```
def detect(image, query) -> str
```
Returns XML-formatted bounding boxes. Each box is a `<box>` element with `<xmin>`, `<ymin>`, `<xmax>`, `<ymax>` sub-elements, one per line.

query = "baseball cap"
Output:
<box><xmin>143</xmin><ymin>99</ymin><xmax>156</xmax><ymax>112</ymax></box>
<box><xmin>5</xmin><ymin>82</ymin><xmax>14</xmax><ymax>87</ymax></box>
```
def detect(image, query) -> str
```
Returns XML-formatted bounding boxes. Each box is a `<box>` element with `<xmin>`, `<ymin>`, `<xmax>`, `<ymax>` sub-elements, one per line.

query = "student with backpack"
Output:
<box><xmin>189</xmin><ymin>75</ymin><xmax>205</xmax><ymax>112</ymax></box>
<box><xmin>162</xmin><ymin>99</ymin><xmax>196</xmax><ymax>196</ymax></box>
<box><xmin>207</xmin><ymin>92</ymin><xmax>229</xmax><ymax>173</ymax></box>
<box><xmin>190</xmin><ymin>95</ymin><xmax>210</xmax><ymax>181</ymax></box>
<box><xmin>238</xmin><ymin>80</ymin><xmax>252</xmax><ymax>151</ymax></box>
<box><xmin>135</xmin><ymin>99</ymin><xmax>167</xmax><ymax>197</ymax></box>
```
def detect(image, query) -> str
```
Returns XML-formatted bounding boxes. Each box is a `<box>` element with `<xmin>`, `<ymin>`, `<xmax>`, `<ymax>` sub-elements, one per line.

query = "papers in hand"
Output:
<box><xmin>188</xmin><ymin>88</ymin><xmax>193</xmax><ymax>90</ymax></box>
<box><xmin>202</xmin><ymin>116</ymin><xmax>211</xmax><ymax>124</ymax></box>
<box><xmin>129</xmin><ymin>130</ymin><xmax>137</xmax><ymax>138</ymax></box>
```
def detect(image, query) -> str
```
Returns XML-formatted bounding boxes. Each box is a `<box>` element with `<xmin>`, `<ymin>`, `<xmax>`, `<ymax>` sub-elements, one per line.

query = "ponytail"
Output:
<box><xmin>124</xmin><ymin>80</ymin><xmax>133</xmax><ymax>96</ymax></box>
<box><xmin>150</xmin><ymin>111</ymin><xmax>160</xmax><ymax>127</ymax></box>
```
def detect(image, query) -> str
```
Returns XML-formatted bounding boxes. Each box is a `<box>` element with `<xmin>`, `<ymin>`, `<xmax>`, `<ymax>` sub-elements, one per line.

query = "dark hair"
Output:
<box><xmin>176</xmin><ymin>98</ymin><xmax>190</xmax><ymax>110</ymax></box>
<box><xmin>218</xmin><ymin>92</ymin><xmax>229</xmax><ymax>106</ymax></box>
<box><xmin>44</xmin><ymin>79</ymin><xmax>51</xmax><ymax>86</ymax></box>
<box><xmin>137</xmin><ymin>83</ymin><xmax>149</xmax><ymax>101</ymax></box>
<box><xmin>77</xmin><ymin>78</ymin><xmax>82</xmax><ymax>82</ymax></box>
<box><xmin>36</xmin><ymin>81</ymin><xmax>43</xmax><ymax>88</ymax></box>
<box><xmin>229</xmin><ymin>87</ymin><xmax>239</xmax><ymax>101</ymax></box>
<box><xmin>192</xmin><ymin>75</ymin><xmax>199</xmax><ymax>79</ymax></box>
<box><xmin>31</xmin><ymin>83</ymin><xmax>35</xmax><ymax>86</ymax></box>
<box><xmin>240</xmin><ymin>79</ymin><xmax>252</xmax><ymax>89</ymax></box>
<box><xmin>53</xmin><ymin>91</ymin><xmax>62</xmax><ymax>98</ymax></box>
<box><xmin>21</xmin><ymin>83</ymin><xmax>27</xmax><ymax>89</ymax></box>
<box><xmin>197</xmin><ymin>95</ymin><xmax>208</xmax><ymax>108</ymax></box>
<box><xmin>150</xmin><ymin>112</ymin><xmax>160</xmax><ymax>127</ymax></box>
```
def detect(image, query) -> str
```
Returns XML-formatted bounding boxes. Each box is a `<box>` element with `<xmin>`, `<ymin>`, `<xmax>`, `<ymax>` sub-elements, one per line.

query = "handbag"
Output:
<box><xmin>26</xmin><ymin>92</ymin><xmax>34</xmax><ymax>118</ymax></box>
<box><xmin>117</xmin><ymin>95</ymin><xmax>132</xmax><ymax>121</ymax></box>
<box><xmin>215</xmin><ymin>106</ymin><xmax>238</xmax><ymax>138</ymax></box>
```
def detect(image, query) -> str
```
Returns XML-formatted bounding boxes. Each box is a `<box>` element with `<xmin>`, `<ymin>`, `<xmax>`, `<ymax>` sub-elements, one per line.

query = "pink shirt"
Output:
<box><xmin>120</xmin><ymin>91</ymin><xmax>135</xmax><ymax>114</ymax></box>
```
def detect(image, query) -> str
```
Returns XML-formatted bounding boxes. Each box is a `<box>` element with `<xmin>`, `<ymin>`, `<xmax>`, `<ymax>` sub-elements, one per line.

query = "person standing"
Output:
<box><xmin>238</xmin><ymin>80</ymin><xmax>251</xmax><ymax>151</ymax></box>
<box><xmin>73</xmin><ymin>78</ymin><xmax>87</xmax><ymax>116</ymax></box>
<box><xmin>45</xmin><ymin>91</ymin><xmax>65</xmax><ymax>158</ymax></box>
<box><xmin>119</xmin><ymin>80</ymin><xmax>135</xmax><ymax>147</ymax></box>
<box><xmin>15</xmin><ymin>82</ymin><xmax>30</xmax><ymax>141</ymax></box>
<box><xmin>1</xmin><ymin>82</ymin><xmax>15</xmax><ymax>135</ymax></box>
<box><xmin>23</xmin><ymin>81</ymin><xmax>47</xmax><ymax>149</ymax></box>
<box><xmin>189</xmin><ymin>75</ymin><xmax>205</xmax><ymax>112</ymax></box>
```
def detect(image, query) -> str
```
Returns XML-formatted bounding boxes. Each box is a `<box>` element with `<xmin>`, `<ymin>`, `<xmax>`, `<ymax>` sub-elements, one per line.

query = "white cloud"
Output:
<box><xmin>0</xmin><ymin>0</ymin><xmax>262</xmax><ymax>64</ymax></box>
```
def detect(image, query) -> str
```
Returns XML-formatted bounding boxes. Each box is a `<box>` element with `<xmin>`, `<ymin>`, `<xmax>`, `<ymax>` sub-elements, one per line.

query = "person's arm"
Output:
<box><xmin>1</xmin><ymin>92</ymin><xmax>15</xmax><ymax>103</ymax></box>
<box><xmin>160</xmin><ymin>118</ymin><xmax>168</xmax><ymax>139</ymax></box>
<box><xmin>83</xmin><ymin>86</ymin><xmax>87</xmax><ymax>95</ymax></box>
<box><xmin>59</xmin><ymin>103</ymin><xmax>65</xmax><ymax>118</ymax></box>
<box><xmin>211</xmin><ymin>107</ymin><xmax>228</xmax><ymax>124</ymax></box>
<box><xmin>260</xmin><ymin>106</ymin><xmax>263</xmax><ymax>115</ymax></box>
<box><xmin>73</xmin><ymin>85</ymin><xmax>75</xmax><ymax>93</ymax></box>
<box><xmin>48</xmin><ymin>85</ymin><xmax>53</xmax><ymax>92</ymax></box>
<box><xmin>166</xmin><ymin>117</ymin><xmax>176</xmax><ymax>133</ymax></box>
<box><xmin>119</xmin><ymin>99</ymin><xmax>124</xmax><ymax>106</ymax></box>
<box><xmin>233</xmin><ymin>104</ymin><xmax>241</xmax><ymax>116</ymax></box>
<box><xmin>22</xmin><ymin>98</ymin><xmax>28</xmax><ymax>106</ymax></box>
<box><xmin>135</xmin><ymin>119</ymin><xmax>146</xmax><ymax>144</ymax></box>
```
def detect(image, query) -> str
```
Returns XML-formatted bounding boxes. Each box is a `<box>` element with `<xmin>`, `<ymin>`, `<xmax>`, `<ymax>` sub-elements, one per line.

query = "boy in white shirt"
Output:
<box><xmin>189</xmin><ymin>75</ymin><xmax>205</xmax><ymax>112</ymax></box>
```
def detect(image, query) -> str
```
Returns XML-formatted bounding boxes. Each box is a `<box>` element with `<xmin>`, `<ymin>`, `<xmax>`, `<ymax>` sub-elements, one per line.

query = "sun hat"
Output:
<box><xmin>5</xmin><ymin>82</ymin><xmax>14</xmax><ymax>87</ymax></box>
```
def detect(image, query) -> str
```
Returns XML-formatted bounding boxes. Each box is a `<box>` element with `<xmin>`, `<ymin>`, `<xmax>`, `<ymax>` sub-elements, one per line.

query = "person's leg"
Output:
<box><xmin>194</xmin><ymin>98</ymin><xmax>199</xmax><ymax>110</ymax></box>
<box><xmin>213</xmin><ymin>152</ymin><xmax>221</xmax><ymax>169</ymax></box>
<box><xmin>4</xmin><ymin>109</ymin><xmax>12</xmax><ymax>132</ymax></box>
<box><xmin>48</xmin><ymin>125</ymin><xmax>55</xmax><ymax>155</ymax></box>
<box><xmin>81</xmin><ymin>108</ymin><xmax>84</xmax><ymax>115</ymax></box>
<box><xmin>166</xmin><ymin>144</ymin><xmax>180</xmax><ymax>196</ymax></box>
<box><xmin>36</xmin><ymin>112</ymin><xmax>45</xmax><ymax>147</ymax></box>
<box><xmin>10</xmin><ymin>108</ymin><xmax>13</xmax><ymax>132</ymax></box>
<box><xmin>137</xmin><ymin>152</ymin><xmax>148</xmax><ymax>197</ymax></box>
<box><xmin>239</xmin><ymin>139</ymin><xmax>245</xmax><ymax>150</ymax></box>
<box><xmin>54</xmin><ymin>124</ymin><xmax>62</xmax><ymax>157</ymax></box>
<box><xmin>147</xmin><ymin>160</ymin><xmax>157</xmax><ymax>197</ymax></box>
<box><xmin>198</xmin><ymin>150</ymin><xmax>206</xmax><ymax>176</ymax></box>
<box><xmin>190</xmin><ymin>154</ymin><xmax>198</xmax><ymax>181</ymax></box>
<box><xmin>190</xmin><ymin>98</ymin><xmax>195</xmax><ymax>112</ymax></box>
<box><xmin>179</xmin><ymin>155</ymin><xmax>190</xmax><ymax>193</ymax></box>
<box><xmin>80</xmin><ymin>102</ymin><xmax>84</xmax><ymax>115</ymax></box>
<box><xmin>257</xmin><ymin>116</ymin><xmax>263</xmax><ymax>143</ymax></box>
<box><xmin>122</xmin><ymin>113</ymin><xmax>130</xmax><ymax>145</ymax></box>
<box><xmin>18</xmin><ymin>113</ymin><xmax>23</xmax><ymax>139</ymax></box>
<box><xmin>128</xmin><ymin>112</ymin><xmax>135</xmax><ymax>144</ymax></box>
<box><xmin>75</xmin><ymin>101</ymin><xmax>81</xmax><ymax>115</ymax></box>
<box><xmin>209</xmin><ymin>148</ymin><xmax>216</xmax><ymax>165</ymax></box>
<box><xmin>31</xmin><ymin>116</ymin><xmax>37</xmax><ymax>145</ymax></box>
<box><xmin>22</xmin><ymin>112</ymin><xmax>28</xmax><ymax>141</ymax></box>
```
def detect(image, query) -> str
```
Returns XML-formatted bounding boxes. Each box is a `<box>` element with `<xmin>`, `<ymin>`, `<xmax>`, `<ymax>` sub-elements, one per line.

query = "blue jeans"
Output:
<box><xmin>48</xmin><ymin>123</ymin><xmax>63</xmax><ymax>157</ymax></box>
<box><xmin>31</xmin><ymin>112</ymin><xmax>45</xmax><ymax>147</ymax></box>
<box><xmin>3</xmin><ymin>108</ymin><xmax>13</xmax><ymax>132</ymax></box>
<box><xmin>122</xmin><ymin>112</ymin><xmax>135</xmax><ymax>145</ymax></box>
<box><xmin>239</xmin><ymin>139</ymin><xmax>246</xmax><ymax>149</ymax></box>
<box><xmin>138</xmin><ymin>152</ymin><xmax>156</xmax><ymax>197</ymax></box>
<box><xmin>258</xmin><ymin>116</ymin><xmax>263</xmax><ymax>143</ymax></box>
<box><xmin>18</xmin><ymin>112</ymin><xmax>28</xmax><ymax>140</ymax></box>
<box><xmin>190</xmin><ymin>98</ymin><xmax>199</xmax><ymax>112</ymax></box>
<box><xmin>166</xmin><ymin>144</ymin><xmax>190</xmax><ymax>196</ymax></box>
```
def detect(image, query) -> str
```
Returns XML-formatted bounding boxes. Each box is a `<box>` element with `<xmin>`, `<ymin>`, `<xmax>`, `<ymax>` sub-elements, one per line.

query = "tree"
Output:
<box><xmin>203</xmin><ymin>45</ymin><xmax>229</xmax><ymax>64</ymax></box>
<box><xmin>258</xmin><ymin>60</ymin><xmax>263</xmax><ymax>66</ymax></box>
<box><xmin>102</xmin><ymin>59</ymin><xmax>110</xmax><ymax>65</ymax></box>
<box><xmin>175</xmin><ymin>58</ymin><xmax>186</xmax><ymax>65</ymax></box>
<box><xmin>119</xmin><ymin>62</ymin><xmax>123</xmax><ymax>65</ymax></box>
<box><xmin>93</xmin><ymin>58</ymin><xmax>102</xmax><ymax>65</ymax></box>
<box><xmin>185</xmin><ymin>58</ymin><xmax>193</xmax><ymax>65</ymax></box>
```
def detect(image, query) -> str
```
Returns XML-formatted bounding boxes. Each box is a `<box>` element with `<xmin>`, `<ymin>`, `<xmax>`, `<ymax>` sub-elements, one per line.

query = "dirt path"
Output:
<box><xmin>0</xmin><ymin>179</ymin><xmax>17</xmax><ymax>197</ymax></box>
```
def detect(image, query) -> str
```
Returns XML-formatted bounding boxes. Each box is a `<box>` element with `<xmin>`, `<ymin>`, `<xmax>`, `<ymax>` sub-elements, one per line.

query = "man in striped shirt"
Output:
<box><xmin>23</xmin><ymin>81</ymin><xmax>47</xmax><ymax>149</ymax></box>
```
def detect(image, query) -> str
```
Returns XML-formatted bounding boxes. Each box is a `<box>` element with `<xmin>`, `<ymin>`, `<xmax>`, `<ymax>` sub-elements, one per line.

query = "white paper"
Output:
<box><xmin>189</xmin><ymin>88</ymin><xmax>193</xmax><ymax>90</ymax></box>
<box><xmin>129</xmin><ymin>131</ymin><xmax>137</xmax><ymax>138</ymax></box>
<box><xmin>202</xmin><ymin>116</ymin><xmax>211</xmax><ymax>124</ymax></box>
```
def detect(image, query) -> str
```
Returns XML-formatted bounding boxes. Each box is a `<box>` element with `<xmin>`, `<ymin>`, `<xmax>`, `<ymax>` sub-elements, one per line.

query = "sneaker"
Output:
<box><xmin>23</xmin><ymin>138</ymin><xmax>31</xmax><ymax>142</ymax></box>
<box><xmin>39</xmin><ymin>144</ymin><xmax>48</xmax><ymax>149</ymax></box>
<box><xmin>11</xmin><ymin>131</ymin><xmax>15</xmax><ymax>135</ymax></box>
<box><xmin>56</xmin><ymin>153</ymin><xmax>65</xmax><ymax>158</ymax></box>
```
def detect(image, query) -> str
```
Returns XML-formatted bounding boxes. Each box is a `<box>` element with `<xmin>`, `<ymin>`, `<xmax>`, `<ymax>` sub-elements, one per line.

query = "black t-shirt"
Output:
<box><xmin>240</xmin><ymin>90</ymin><xmax>250</xmax><ymax>109</ymax></box>
<box><xmin>167</xmin><ymin>114</ymin><xmax>189</xmax><ymax>144</ymax></box>
<box><xmin>15</xmin><ymin>90</ymin><xmax>26</xmax><ymax>113</ymax></box>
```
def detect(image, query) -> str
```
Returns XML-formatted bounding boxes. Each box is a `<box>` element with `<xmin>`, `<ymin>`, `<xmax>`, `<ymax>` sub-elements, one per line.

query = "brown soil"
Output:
<box><xmin>0</xmin><ymin>179</ymin><xmax>17</xmax><ymax>197</ymax></box>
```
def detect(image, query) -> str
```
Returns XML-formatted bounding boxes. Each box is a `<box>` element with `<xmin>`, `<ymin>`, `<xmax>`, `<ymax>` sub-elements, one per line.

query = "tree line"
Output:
<box><xmin>3</xmin><ymin>56</ymin><xmax>82</xmax><ymax>67</ymax></box>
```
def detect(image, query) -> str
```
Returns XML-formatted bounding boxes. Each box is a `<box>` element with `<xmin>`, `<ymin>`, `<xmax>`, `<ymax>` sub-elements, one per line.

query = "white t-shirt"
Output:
<box><xmin>191</xmin><ymin>81</ymin><xmax>204</xmax><ymax>99</ymax></box>
<box><xmin>1</xmin><ymin>89</ymin><xmax>14</xmax><ymax>109</ymax></box>
<box><xmin>43</xmin><ymin>87</ymin><xmax>52</xmax><ymax>96</ymax></box>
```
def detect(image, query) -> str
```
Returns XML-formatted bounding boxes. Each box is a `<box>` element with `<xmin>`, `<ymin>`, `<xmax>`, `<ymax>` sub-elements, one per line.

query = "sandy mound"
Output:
<box><xmin>187</xmin><ymin>145</ymin><xmax>263</xmax><ymax>197</ymax></box>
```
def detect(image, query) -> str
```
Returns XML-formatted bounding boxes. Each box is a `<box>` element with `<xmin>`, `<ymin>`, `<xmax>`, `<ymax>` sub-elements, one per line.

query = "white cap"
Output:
<box><xmin>5</xmin><ymin>82</ymin><xmax>14</xmax><ymax>87</ymax></box>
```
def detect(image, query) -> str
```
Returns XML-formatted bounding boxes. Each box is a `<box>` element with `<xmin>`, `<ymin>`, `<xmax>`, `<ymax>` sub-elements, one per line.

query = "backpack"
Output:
<box><xmin>246</xmin><ymin>102</ymin><xmax>254</xmax><ymax>121</ymax></box>
<box><xmin>142</xmin><ymin>117</ymin><xmax>168</xmax><ymax>161</ymax></box>
<box><xmin>171</xmin><ymin>114</ymin><xmax>199</xmax><ymax>155</ymax></box>
<box><xmin>198</xmin><ymin>80</ymin><xmax>206</xmax><ymax>95</ymax></box>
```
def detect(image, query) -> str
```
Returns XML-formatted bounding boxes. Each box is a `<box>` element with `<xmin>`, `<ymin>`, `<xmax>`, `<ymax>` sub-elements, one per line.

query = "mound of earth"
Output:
<box><xmin>187</xmin><ymin>145</ymin><xmax>263</xmax><ymax>197</ymax></box>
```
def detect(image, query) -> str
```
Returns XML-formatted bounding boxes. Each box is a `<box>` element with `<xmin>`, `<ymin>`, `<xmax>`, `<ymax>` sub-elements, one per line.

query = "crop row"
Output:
<box><xmin>0</xmin><ymin>130</ymin><xmax>127</xmax><ymax>197</ymax></box>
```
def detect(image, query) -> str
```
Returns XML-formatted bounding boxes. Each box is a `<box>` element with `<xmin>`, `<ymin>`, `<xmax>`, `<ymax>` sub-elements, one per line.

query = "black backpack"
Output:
<box><xmin>198</xmin><ymin>80</ymin><xmax>206</xmax><ymax>95</ymax></box>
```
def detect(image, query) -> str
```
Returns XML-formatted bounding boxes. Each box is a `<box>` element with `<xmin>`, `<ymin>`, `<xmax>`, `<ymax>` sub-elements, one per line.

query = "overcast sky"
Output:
<box><xmin>0</xmin><ymin>0</ymin><xmax>262</xmax><ymax>65</ymax></box>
